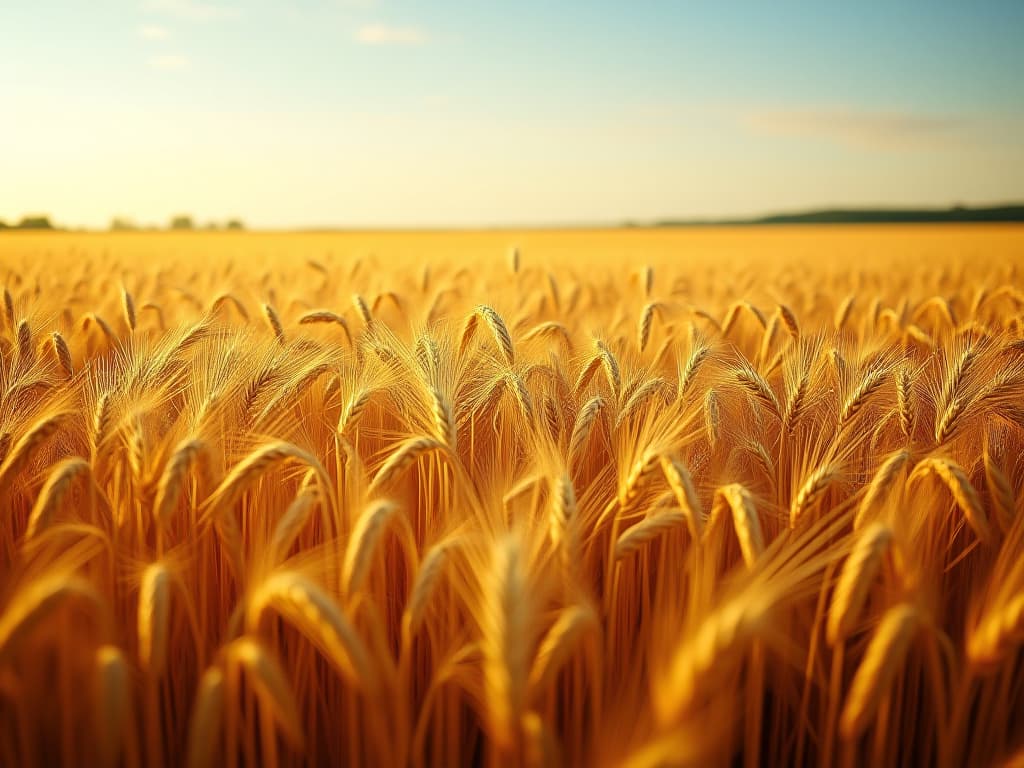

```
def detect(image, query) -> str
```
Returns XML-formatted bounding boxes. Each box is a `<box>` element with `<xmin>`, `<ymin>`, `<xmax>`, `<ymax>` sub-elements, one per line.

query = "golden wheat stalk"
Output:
<box><xmin>777</xmin><ymin>304</ymin><xmax>800</xmax><ymax>339</ymax></box>
<box><xmin>414</xmin><ymin>334</ymin><xmax>441</xmax><ymax>377</ymax></box>
<box><xmin>915</xmin><ymin>295</ymin><xmax>957</xmax><ymax>328</ymax></box>
<box><xmin>338</xmin><ymin>388</ymin><xmax>372</xmax><ymax>434</ymax></box>
<box><xmin>125</xmin><ymin>412</ymin><xmax>148</xmax><ymax>485</ymax></box>
<box><xmin>342</xmin><ymin>499</ymin><xmax>400</xmax><ymax>596</ymax></box>
<box><xmin>660</xmin><ymin>454</ymin><xmax>704</xmax><ymax>539</ymax></box>
<box><xmin>250</xmin><ymin>570</ymin><xmax>377</xmax><ymax>693</ymax></box>
<box><xmin>153</xmin><ymin>438</ymin><xmax>206</xmax><ymax>527</ymax></box>
<box><xmin>616</xmin><ymin>378</ymin><xmax>667</xmax><ymax>427</ymax></box>
<box><xmin>481</xmin><ymin>536</ymin><xmax>531</xmax><ymax>750</ymax></box>
<box><xmin>138</xmin><ymin>562</ymin><xmax>171</xmax><ymax>677</ymax></box>
<box><xmin>703</xmin><ymin>388</ymin><xmax>720</xmax><ymax>447</ymax></box>
<box><xmin>783</xmin><ymin>366</ymin><xmax>808</xmax><ymax>436</ymax></box>
<box><xmin>910</xmin><ymin>456</ymin><xmax>993</xmax><ymax>544</ymax></box>
<box><xmin>568</xmin><ymin>395</ymin><xmax>603</xmax><ymax>460</ymax></box>
<box><xmin>734</xmin><ymin>360</ymin><xmax>780</xmax><ymax>416</ymax></box>
<box><xmin>712</xmin><ymin>483</ymin><xmax>764</xmax><ymax>567</ymax></box>
<box><xmin>789</xmin><ymin>463</ymin><xmax>838</xmax><ymax>529</ymax></box>
<box><xmin>0</xmin><ymin>575</ymin><xmax>102</xmax><ymax>663</ymax></box>
<box><xmin>827</xmin><ymin>523</ymin><xmax>893</xmax><ymax>645</ymax></box>
<box><xmin>678</xmin><ymin>344</ymin><xmax>710</xmax><ymax>398</ymax></box>
<box><xmin>2</xmin><ymin>287</ymin><xmax>13</xmax><ymax>329</ymax></box>
<box><xmin>839</xmin><ymin>603</ymin><xmax>918</xmax><ymax>740</ymax></box>
<box><xmin>541</xmin><ymin>394</ymin><xmax>561</xmax><ymax>439</ymax></box>
<box><xmin>660</xmin><ymin>594</ymin><xmax>770</xmax><ymax>722</ymax></box>
<box><xmin>549</xmin><ymin>473</ymin><xmax>578</xmax><ymax>564</ymax></box>
<box><xmin>722</xmin><ymin>300</ymin><xmax>765</xmax><ymax>336</ymax></box>
<box><xmin>614</xmin><ymin>510</ymin><xmax>688</xmax><ymax>561</ymax></box>
<box><xmin>854</xmin><ymin>449</ymin><xmax>910</xmax><ymax>530</ymax></box>
<box><xmin>573</xmin><ymin>352</ymin><xmax>603</xmax><ymax>395</ymax></box>
<box><xmin>620</xmin><ymin>448</ymin><xmax>659</xmax><ymax>509</ymax></box>
<box><xmin>0</xmin><ymin>412</ymin><xmax>69</xmax><ymax>495</ymax></box>
<box><xmin>269</xmin><ymin>486</ymin><xmax>318</xmax><ymax>563</ymax></box>
<box><xmin>224</xmin><ymin>637</ymin><xmax>305</xmax><ymax>749</ymax></box>
<box><xmin>261</xmin><ymin>302</ymin><xmax>286</xmax><ymax>344</ymax></box>
<box><xmin>595</xmin><ymin>340</ymin><xmax>622</xmax><ymax>397</ymax></box>
<box><xmin>638</xmin><ymin>302</ymin><xmax>661</xmax><ymax>352</ymax></box>
<box><xmin>528</xmin><ymin>602</ymin><xmax>597</xmax><ymax>693</ymax></box>
<box><xmin>739</xmin><ymin>440</ymin><xmax>771</xmax><ymax>483</ymax></box>
<box><xmin>93</xmin><ymin>393</ymin><xmax>113</xmax><ymax>449</ymax></box>
<box><xmin>249</xmin><ymin>362</ymin><xmax>332</xmax><ymax>426</ymax></box>
<box><xmin>504</xmin><ymin>372</ymin><xmax>534</xmax><ymax>421</ymax></box>
<box><xmin>834</xmin><ymin>294</ymin><xmax>855</xmax><ymax>330</ymax></box>
<box><xmin>546</xmin><ymin>272</ymin><xmax>561</xmax><ymax>312</ymax></box>
<box><xmin>838</xmin><ymin>366</ymin><xmax>887</xmax><ymax>430</ymax></box>
<box><xmin>404</xmin><ymin>538</ymin><xmax>456</xmax><ymax>638</ymax></box>
<box><xmin>352</xmin><ymin>293</ymin><xmax>373</xmax><ymax>325</ymax></box>
<box><xmin>16</xmin><ymin>318</ymin><xmax>33</xmax><ymax>365</ymax></box>
<box><xmin>937</xmin><ymin>345</ymin><xmax>978</xmax><ymax>417</ymax></box>
<box><xmin>25</xmin><ymin>457</ymin><xmax>90</xmax><ymax>541</ymax></box>
<box><xmin>968</xmin><ymin>593</ymin><xmax>1024</xmax><ymax>667</ymax></box>
<box><xmin>904</xmin><ymin>323</ymin><xmax>935</xmax><ymax>351</ymax></box>
<box><xmin>203</xmin><ymin>441</ymin><xmax>322</xmax><ymax>515</ymax></box>
<box><xmin>462</xmin><ymin>305</ymin><xmax>515</xmax><ymax>365</ymax></box>
<box><xmin>428</xmin><ymin>386</ymin><xmax>457</xmax><ymax>450</ymax></box>
<box><xmin>367</xmin><ymin>437</ymin><xmax>445</xmax><ymax>496</ymax></box>
<box><xmin>82</xmin><ymin>312</ymin><xmax>117</xmax><ymax>347</ymax></box>
<box><xmin>521</xmin><ymin>320</ymin><xmax>571</xmax><ymax>347</ymax></box>
<box><xmin>51</xmin><ymin>331</ymin><xmax>73</xmax><ymax>376</ymax></box>
<box><xmin>94</xmin><ymin>645</ymin><xmax>130</xmax><ymax>768</ymax></box>
<box><xmin>121</xmin><ymin>286</ymin><xmax>137</xmax><ymax>331</ymax></box>
<box><xmin>300</xmin><ymin>310</ymin><xmax>352</xmax><ymax>343</ymax></box>
<box><xmin>828</xmin><ymin>347</ymin><xmax>848</xmax><ymax>383</ymax></box>
<box><xmin>984</xmin><ymin>444</ymin><xmax>1017</xmax><ymax>532</ymax></box>
<box><xmin>211</xmin><ymin>292</ymin><xmax>250</xmax><ymax>321</ymax></box>
<box><xmin>934</xmin><ymin>395</ymin><xmax>968</xmax><ymax>445</ymax></box>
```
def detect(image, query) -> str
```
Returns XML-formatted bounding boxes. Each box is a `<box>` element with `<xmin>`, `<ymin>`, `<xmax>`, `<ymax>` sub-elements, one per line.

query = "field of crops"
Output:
<box><xmin>1</xmin><ymin>225</ymin><xmax>1023</xmax><ymax>767</ymax></box>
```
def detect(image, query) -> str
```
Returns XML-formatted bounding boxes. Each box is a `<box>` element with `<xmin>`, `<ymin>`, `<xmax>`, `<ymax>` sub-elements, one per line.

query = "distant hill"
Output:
<box><xmin>655</xmin><ymin>204</ymin><xmax>1024</xmax><ymax>226</ymax></box>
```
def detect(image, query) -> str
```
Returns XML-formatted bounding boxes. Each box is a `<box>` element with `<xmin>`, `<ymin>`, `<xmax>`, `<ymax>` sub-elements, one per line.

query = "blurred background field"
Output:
<box><xmin>4</xmin><ymin>224</ymin><xmax>1023</xmax><ymax>275</ymax></box>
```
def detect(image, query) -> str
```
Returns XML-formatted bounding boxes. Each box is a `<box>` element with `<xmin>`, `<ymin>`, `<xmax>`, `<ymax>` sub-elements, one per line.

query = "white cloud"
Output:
<box><xmin>355</xmin><ymin>24</ymin><xmax>425</xmax><ymax>45</ymax></box>
<box><xmin>149</xmin><ymin>54</ymin><xmax>191</xmax><ymax>71</ymax></box>
<box><xmin>138</xmin><ymin>24</ymin><xmax>170</xmax><ymax>39</ymax></box>
<box><xmin>145</xmin><ymin>0</ymin><xmax>238</xmax><ymax>22</ymax></box>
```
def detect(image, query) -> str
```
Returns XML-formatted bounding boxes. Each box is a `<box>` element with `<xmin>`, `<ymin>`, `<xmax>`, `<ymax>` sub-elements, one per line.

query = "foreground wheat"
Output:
<box><xmin>0</xmin><ymin>231</ymin><xmax>1022</xmax><ymax>767</ymax></box>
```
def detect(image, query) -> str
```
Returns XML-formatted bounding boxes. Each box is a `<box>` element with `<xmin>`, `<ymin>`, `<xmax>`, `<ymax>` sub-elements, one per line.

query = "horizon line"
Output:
<box><xmin>3</xmin><ymin>202</ymin><xmax>1024</xmax><ymax>232</ymax></box>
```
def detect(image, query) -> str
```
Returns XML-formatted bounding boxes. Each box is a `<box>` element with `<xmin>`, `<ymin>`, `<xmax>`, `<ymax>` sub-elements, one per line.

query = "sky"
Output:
<box><xmin>2</xmin><ymin>0</ymin><xmax>1023</xmax><ymax>228</ymax></box>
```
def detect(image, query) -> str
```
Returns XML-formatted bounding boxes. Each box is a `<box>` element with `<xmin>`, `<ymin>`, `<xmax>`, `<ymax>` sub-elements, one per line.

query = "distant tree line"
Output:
<box><xmin>112</xmin><ymin>215</ymin><xmax>246</xmax><ymax>231</ymax></box>
<box><xmin>0</xmin><ymin>214</ymin><xmax>245</xmax><ymax>232</ymax></box>
<box><xmin>0</xmin><ymin>215</ymin><xmax>56</xmax><ymax>230</ymax></box>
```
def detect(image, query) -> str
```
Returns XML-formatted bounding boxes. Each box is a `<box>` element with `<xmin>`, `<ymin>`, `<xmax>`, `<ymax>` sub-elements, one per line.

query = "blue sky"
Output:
<box><xmin>2</xmin><ymin>0</ymin><xmax>1023</xmax><ymax>227</ymax></box>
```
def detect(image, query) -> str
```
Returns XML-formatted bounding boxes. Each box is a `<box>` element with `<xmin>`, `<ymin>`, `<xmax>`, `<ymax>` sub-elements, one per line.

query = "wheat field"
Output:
<box><xmin>0</xmin><ymin>225</ymin><xmax>1023</xmax><ymax>767</ymax></box>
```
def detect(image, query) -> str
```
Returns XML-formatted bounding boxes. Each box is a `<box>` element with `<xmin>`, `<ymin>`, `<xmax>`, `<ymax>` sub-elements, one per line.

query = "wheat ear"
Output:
<box><xmin>827</xmin><ymin>523</ymin><xmax>893</xmax><ymax>645</ymax></box>
<box><xmin>342</xmin><ymin>499</ymin><xmax>400</xmax><ymax>596</ymax></box>
<box><xmin>225</xmin><ymin>637</ymin><xmax>305</xmax><ymax>749</ymax></box>
<box><xmin>25</xmin><ymin>457</ymin><xmax>90</xmax><ymax>541</ymax></box>
<box><xmin>840</xmin><ymin>604</ymin><xmax>918</xmax><ymax>740</ymax></box>
<box><xmin>250</xmin><ymin>571</ymin><xmax>377</xmax><ymax>694</ymax></box>
<box><xmin>910</xmin><ymin>456</ymin><xmax>993</xmax><ymax>544</ymax></box>
<box><xmin>138</xmin><ymin>562</ymin><xmax>171</xmax><ymax>677</ymax></box>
